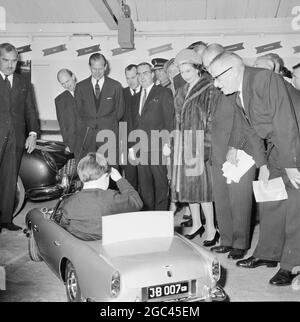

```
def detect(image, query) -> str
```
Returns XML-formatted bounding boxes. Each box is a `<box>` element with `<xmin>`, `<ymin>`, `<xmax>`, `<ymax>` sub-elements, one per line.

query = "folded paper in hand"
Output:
<box><xmin>222</xmin><ymin>150</ymin><xmax>255</xmax><ymax>183</ymax></box>
<box><xmin>252</xmin><ymin>177</ymin><xmax>288</xmax><ymax>202</ymax></box>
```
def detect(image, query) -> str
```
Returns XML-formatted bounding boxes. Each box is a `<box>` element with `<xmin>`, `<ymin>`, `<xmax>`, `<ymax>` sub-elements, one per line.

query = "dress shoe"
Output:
<box><xmin>269</xmin><ymin>268</ymin><xmax>297</xmax><ymax>286</ymax></box>
<box><xmin>180</xmin><ymin>219</ymin><xmax>192</xmax><ymax>227</ymax></box>
<box><xmin>210</xmin><ymin>245</ymin><xmax>233</xmax><ymax>253</ymax></box>
<box><xmin>236</xmin><ymin>256</ymin><xmax>278</xmax><ymax>268</ymax></box>
<box><xmin>203</xmin><ymin>231</ymin><xmax>220</xmax><ymax>247</ymax></box>
<box><xmin>1</xmin><ymin>223</ymin><xmax>22</xmax><ymax>231</ymax></box>
<box><xmin>184</xmin><ymin>226</ymin><xmax>205</xmax><ymax>239</ymax></box>
<box><xmin>228</xmin><ymin>248</ymin><xmax>246</xmax><ymax>260</ymax></box>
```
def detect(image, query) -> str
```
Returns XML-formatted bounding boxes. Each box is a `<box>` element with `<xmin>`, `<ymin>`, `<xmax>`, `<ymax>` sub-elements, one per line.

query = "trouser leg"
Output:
<box><xmin>211</xmin><ymin>159</ymin><xmax>233</xmax><ymax>247</ymax></box>
<box><xmin>137</xmin><ymin>164</ymin><xmax>155</xmax><ymax>210</ymax></box>
<box><xmin>280</xmin><ymin>188</ymin><xmax>300</xmax><ymax>271</ymax></box>
<box><xmin>151</xmin><ymin>164</ymin><xmax>169</xmax><ymax>211</ymax></box>
<box><xmin>229</xmin><ymin>165</ymin><xmax>256</xmax><ymax>250</ymax></box>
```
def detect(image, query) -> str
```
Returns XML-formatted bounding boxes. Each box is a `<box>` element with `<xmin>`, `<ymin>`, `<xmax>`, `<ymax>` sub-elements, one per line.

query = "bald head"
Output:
<box><xmin>57</xmin><ymin>68</ymin><xmax>77</xmax><ymax>92</ymax></box>
<box><xmin>209</xmin><ymin>52</ymin><xmax>244</xmax><ymax>95</ymax></box>
<box><xmin>253</xmin><ymin>56</ymin><xmax>275</xmax><ymax>71</ymax></box>
<box><xmin>202</xmin><ymin>43</ymin><xmax>225</xmax><ymax>70</ymax></box>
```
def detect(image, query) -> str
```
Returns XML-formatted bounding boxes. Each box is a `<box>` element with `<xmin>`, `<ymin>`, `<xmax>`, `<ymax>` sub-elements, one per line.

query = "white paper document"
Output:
<box><xmin>222</xmin><ymin>150</ymin><xmax>255</xmax><ymax>183</ymax></box>
<box><xmin>252</xmin><ymin>177</ymin><xmax>288</xmax><ymax>202</ymax></box>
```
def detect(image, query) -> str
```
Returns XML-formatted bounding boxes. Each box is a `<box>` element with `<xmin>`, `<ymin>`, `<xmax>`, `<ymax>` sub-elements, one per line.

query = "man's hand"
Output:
<box><xmin>110</xmin><ymin>167</ymin><xmax>122</xmax><ymax>182</ymax></box>
<box><xmin>285</xmin><ymin>168</ymin><xmax>300</xmax><ymax>189</ymax></box>
<box><xmin>65</xmin><ymin>146</ymin><xmax>71</xmax><ymax>153</ymax></box>
<box><xmin>25</xmin><ymin>134</ymin><xmax>37</xmax><ymax>154</ymax></box>
<box><xmin>162</xmin><ymin>143</ymin><xmax>171</xmax><ymax>157</ymax></box>
<box><xmin>226</xmin><ymin>147</ymin><xmax>239</xmax><ymax>166</ymax></box>
<box><xmin>258</xmin><ymin>164</ymin><xmax>270</xmax><ymax>185</ymax></box>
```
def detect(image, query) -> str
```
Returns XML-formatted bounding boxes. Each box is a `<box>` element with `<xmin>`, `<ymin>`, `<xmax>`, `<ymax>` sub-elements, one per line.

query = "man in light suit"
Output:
<box><xmin>0</xmin><ymin>43</ymin><xmax>38</xmax><ymax>233</ymax></box>
<box><xmin>209</xmin><ymin>51</ymin><xmax>300</xmax><ymax>286</ymax></box>
<box><xmin>131</xmin><ymin>62</ymin><xmax>174</xmax><ymax>210</ymax></box>
<box><xmin>75</xmin><ymin>53</ymin><xmax>125</xmax><ymax>166</ymax></box>
<box><xmin>55</xmin><ymin>69</ymin><xmax>81</xmax><ymax>160</ymax></box>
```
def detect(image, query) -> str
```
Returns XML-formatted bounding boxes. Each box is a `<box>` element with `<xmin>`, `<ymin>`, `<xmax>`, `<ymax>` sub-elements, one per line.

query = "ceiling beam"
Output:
<box><xmin>89</xmin><ymin>0</ymin><xmax>123</xmax><ymax>30</ymax></box>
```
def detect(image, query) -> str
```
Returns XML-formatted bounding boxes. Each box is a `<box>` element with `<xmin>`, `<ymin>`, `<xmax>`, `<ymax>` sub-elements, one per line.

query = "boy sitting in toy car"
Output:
<box><xmin>58</xmin><ymin>152</ymin><xmax>143</xmax><ymax>240</ymax></box>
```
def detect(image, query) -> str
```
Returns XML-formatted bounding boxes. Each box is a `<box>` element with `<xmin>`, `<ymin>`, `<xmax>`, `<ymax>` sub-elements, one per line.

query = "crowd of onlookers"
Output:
<box><xmin>1</xmin><ymin>40</ymin><xmax>300</xmax><ymax>287</ymax></box>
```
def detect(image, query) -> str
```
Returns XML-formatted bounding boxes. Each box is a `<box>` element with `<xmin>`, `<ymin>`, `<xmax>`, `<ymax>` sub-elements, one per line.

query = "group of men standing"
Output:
<box><xmin>1</xmin><ymin>40</ymin><xmax>300</xmax><ymax>288</ymax></box>
<box><xmin>56</xmin><ymin>55</ymin><xmax>175</xmax><ymax>212</ymax></box>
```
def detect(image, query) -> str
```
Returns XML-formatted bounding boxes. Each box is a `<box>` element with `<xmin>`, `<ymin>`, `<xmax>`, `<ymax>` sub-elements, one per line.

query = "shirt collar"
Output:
<box><xmin>130</xmin><ymin>85</ymin><xmax>141</xmax><ymax>95</ymax></box>
<box><xmin>83</xmin><ymin>175</ymin><xmax>109</xmax><ymax>190</ymax></box>
<box><xmin>142</xmin><ymin>83</ymin><xmax>154</xmax><ymax>95</ymax></box>
<box><xmin>91</xmin><ymin>76</ymin><xmax>104</xmax><ymax>88</ymax></box>
<box><xmin>0</xmin><ymin>71</ymin><xmax>13</xmax><ymax>83</ymax></box>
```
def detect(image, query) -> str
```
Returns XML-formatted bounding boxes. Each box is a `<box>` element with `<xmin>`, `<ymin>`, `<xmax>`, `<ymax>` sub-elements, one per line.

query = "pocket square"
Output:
<box><xmin>106</xmin><ymin>97</ymin><xmax>113</xmax><ymax>100</ymax></box>
<box><xmin>152</xmin><ymin>98</ymin><xmax>159</xmax><ymax>102</ymax></box>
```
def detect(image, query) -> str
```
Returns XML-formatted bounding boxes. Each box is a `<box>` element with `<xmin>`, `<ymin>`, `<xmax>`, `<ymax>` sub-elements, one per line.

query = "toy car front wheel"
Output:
<box><xmin>28</xmin><ymin>230</ymin><xmax>43</xmax><ymax>262</ymax></box>
<box><xmin>65</xmin><ymin>261</ymin><xmax>83</xmax><ymax>302</ymax></box>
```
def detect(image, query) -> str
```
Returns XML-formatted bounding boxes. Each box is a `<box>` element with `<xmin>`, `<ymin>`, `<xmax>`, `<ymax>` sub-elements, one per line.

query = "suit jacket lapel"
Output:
<box><xmin>141</xmin><ymin>85</ymin><xmax>156</xmax><ymax>116</ymax></box>
<box><xmin>10</xmin><ymin>73</ymin><xmax>21</xmax><ymax>107</ymax></box>
<box><xmin>86</xmin><ymin>76</ymin><xmax>97</xmax><ymax>112</ymax></box>
<box><xmin>97</xmin><ymin>77</ymin><xmax>108</xmax><ymax>114</ymax></box>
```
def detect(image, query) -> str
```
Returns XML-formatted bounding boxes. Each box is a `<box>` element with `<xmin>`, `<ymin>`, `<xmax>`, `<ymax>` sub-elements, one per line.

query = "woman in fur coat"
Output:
<box><xmin>171</xmin><ymin>49</ymin><xmax>218</xmax><ymax>243</ymax></box>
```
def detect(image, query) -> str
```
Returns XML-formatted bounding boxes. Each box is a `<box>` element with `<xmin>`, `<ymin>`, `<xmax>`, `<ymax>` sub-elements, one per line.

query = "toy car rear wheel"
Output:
<box><xmin>28</xmin><ymin>230</ymin><xmax>43</xmax><ymax>262</ymax></box>
<box><xmin>13</xmin><ymin>176</ymin><xmax>25</xmax><ymax>218</ymax></box>
<box><xmin>65</xmin><ymin>261</ymin><xmax>83</xmax><ymax>302</ymax></box>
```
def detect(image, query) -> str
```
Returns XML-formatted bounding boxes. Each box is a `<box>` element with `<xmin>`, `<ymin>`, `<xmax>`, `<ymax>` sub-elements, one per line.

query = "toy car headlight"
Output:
<box><xmin>212</xmin><ymin>258</ymin><xmax>220</xmax><ymax>281</ymax></box>
<box><xmin>110</xmin><ymin>271</ymin><xmax>121</xmax><ymax>297</ymax></box>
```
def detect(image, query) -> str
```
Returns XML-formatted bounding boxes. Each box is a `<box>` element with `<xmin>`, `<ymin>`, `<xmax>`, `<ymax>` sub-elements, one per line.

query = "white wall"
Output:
<box><xmin>1</xmin><ymin>18</ymin><xmax>299</xmax><ymax>123</ymax></box>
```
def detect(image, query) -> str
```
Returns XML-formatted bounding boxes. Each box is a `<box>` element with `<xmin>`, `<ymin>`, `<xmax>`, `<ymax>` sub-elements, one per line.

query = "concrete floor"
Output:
<box><xmin>0</xmin><ymin>199</ymin><xmax>299</xmax><ymax>302</ymax></box>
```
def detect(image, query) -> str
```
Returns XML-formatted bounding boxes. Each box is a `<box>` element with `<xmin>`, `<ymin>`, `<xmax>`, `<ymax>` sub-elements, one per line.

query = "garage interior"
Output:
<box><xmin>1</xmin><ymin>0</ymin><xmax>300</xmax><ymax>302</ymax></box>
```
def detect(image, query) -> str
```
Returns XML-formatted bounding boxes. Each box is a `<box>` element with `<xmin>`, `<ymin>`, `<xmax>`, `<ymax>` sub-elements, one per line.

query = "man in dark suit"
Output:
<box><xmin>0</xmin><ymin>43</ymin><xmax>39</xmax><ymax>233</ymax></box>
<box><xmin>131</xmin><ymin>62</ymin><xmax>174</xmax><ymax>210</ymax></box>
<box><xmin>121</xmin><ymin>64</ymin><xmax>141</xmax><ymax>190</ymax></box>
<box><xmin>75</xmin><ymin>53</ymin><xmax>125</xmax><ymax>166</ymax></box>
<box><xmin>209</xmin><ymin>51</ymin><xmax>300</xmax><ymax>286</ymax></box>
<box><xmin>55</xmin><ymin>69</ymin><xmax>81</xmax><ymax>160</ymax></box>
<box><xmin>202</xmin><ymin>45</ymin><xmax>266</xmax><ymax>259</ymax></box>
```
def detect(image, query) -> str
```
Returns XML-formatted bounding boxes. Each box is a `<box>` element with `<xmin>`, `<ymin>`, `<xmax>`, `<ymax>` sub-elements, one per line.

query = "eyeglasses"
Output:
<box><xmin>212</xmin><ymin>66</ymin><xmax>233</xmax><ymax>81</ymax></box>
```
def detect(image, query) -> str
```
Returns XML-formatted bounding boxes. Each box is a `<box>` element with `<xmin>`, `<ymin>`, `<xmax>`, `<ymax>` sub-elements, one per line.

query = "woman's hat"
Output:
<box><xmin>174</xmin><ymin>49</ymin><xmax>202</xmax><ymax>66</ymax></box>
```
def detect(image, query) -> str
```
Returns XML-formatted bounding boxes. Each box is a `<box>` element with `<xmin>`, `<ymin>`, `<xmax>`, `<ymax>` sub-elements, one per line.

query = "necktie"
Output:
<box><xmin>132</xmin><ymin>88</ymin><xmax>136</xmax><ymax>96</ymax></box>
<box><xmin>139</xmin><ymin>89</ymin><xmax>147</xmax><ymax>115</ymax></box>
<box><xmin>4</xmin><ymin>75</ymin><xmax>11</xmax><ymax>92</ymax></box>
<box><xmin>236</xmin><ymin>92</ymin><xmax>251</xmax><ymax>125</ymax></box>
<box><xmin>95</xmin><ymin>80</ymin><xmax>100</xmax><ymax>99</ymax></box>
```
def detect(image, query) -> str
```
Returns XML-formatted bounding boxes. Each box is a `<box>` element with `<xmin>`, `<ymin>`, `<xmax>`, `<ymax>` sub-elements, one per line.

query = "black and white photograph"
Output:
<box><xmin>0</xmin><ymin>0</ymin><xmax>300</xmax><ymax>305</ymax></box>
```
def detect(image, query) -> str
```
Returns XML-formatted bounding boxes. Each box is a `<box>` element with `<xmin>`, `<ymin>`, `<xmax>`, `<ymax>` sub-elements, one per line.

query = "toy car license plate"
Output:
<box><xmin>148</xmin><ymin>281</ymin><xmax>189</xmax><ymax>299</ymax></box>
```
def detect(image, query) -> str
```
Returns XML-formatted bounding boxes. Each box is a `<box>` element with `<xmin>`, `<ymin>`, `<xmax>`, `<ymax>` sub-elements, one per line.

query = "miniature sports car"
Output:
<box><xmin>25</xmin><ymin>204</ymin><xmax>227</xmax><ymax>302</ymax></box>
<box><xmin>13</xmin><ymin>139</ymin><xmax>75</xmax><ymax>216</ymax></box>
